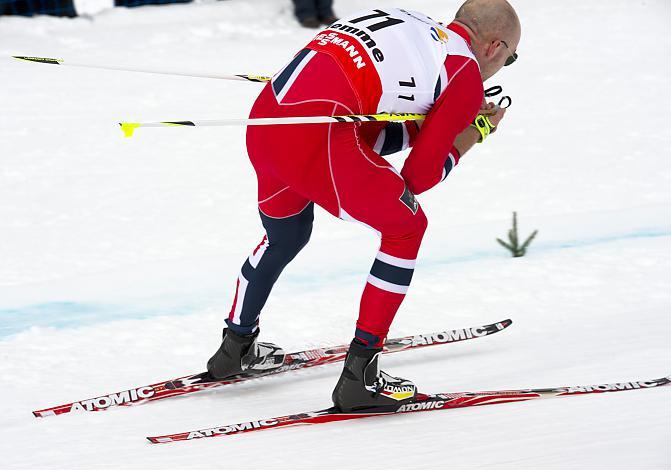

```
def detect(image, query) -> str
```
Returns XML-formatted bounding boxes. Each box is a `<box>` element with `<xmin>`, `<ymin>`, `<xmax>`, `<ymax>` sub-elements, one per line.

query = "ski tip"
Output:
<box><xmin>493</xmin><ymin>319</ymin><xmax>513</xmax><ymax>330</ymax></box>
<box><xmin>119</xmin><ymin>122</ymin><xmax>140</xmax><ymax>138</ymax></box>
<box><xmin>12</xmin><ymin>56</ymin><xmax>62</xmax><ymax>65</ymax></box>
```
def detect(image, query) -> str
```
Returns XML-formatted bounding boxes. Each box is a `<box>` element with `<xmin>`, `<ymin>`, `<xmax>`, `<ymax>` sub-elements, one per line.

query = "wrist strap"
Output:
<box><xmin>471</xmin><ymin>115</ymin><xmax>495</xmax><ymax>143</ymax></box>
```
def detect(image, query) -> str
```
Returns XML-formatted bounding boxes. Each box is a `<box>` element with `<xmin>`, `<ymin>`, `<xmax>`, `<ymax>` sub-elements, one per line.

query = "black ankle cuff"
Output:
<box><xmin>349</xmin><ymin>339</ymin><xmax>382</xmax><ymax>359</ymax></box>
<box><xmin>224</xmin><ymin>327</ymin><xmax>259</xmax><ymax>344</ymax></box>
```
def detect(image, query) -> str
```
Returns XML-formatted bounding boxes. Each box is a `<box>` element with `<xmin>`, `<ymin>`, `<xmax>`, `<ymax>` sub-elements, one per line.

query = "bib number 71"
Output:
<box><xmin>349</xmin><ymin>9</ymin><xmax>405</xmax><ymax>32</ymax></box>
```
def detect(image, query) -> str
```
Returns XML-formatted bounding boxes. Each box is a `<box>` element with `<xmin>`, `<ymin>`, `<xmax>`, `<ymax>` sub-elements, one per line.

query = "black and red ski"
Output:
<box><xmin>33</xmin><ymin>319</ymin><xmax>512</xmax><ymax>418</ymax></box>
<box><xmin>147</xmin><ymin>374</ymin><xmax>671</xmax><ymax>444</ymax></box>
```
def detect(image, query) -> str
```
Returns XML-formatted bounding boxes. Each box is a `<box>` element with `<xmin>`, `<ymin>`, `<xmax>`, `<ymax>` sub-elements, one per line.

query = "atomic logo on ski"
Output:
<box><xmin>186</xmin><ymin>420</ymin><xmax>281</xmax><ymax>440</ymax></box>
<box><xmin>69</xmin><ymin>387</ymin><xmax>155</xmax><ymax>412</ymax></box>
<box><xmin>397</xmin><ymin>401</ymin><xmax>446</xmax><ymax>412</ymax></box>
<box><xmin>565</xmin><ymin>381</ymin><xmax>662</xmax><ymax>394</ymax></box>
<box><xmin>409</xmin><ymin>327</ymin><xmax>488</xmax><ymax>347</ymax></box>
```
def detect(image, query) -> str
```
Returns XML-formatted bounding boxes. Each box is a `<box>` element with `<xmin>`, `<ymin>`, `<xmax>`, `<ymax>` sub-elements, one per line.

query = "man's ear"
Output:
<box><xmin>484</xmin><ymin>40</ymin><xmax>497</xmax><ymax>59</ymax></box>
<box><xmin>492</xmin><ymin>39</ymin><xmax>509</xmax><ymax>60</ymax></box>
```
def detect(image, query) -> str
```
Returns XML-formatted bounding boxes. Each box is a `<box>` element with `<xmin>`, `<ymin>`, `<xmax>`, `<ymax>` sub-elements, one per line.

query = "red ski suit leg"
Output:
<box><xmin>243</xmin><ymin>51</ymin><xmax>427</xmax><ymax>346</ymax></box>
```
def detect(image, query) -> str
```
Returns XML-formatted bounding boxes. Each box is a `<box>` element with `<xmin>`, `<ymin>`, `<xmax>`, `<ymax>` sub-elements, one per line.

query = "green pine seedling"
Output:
<box><xmin>497</xmin><ymin>212</ymin><xmax>538</xmax><ymax>257</ymax></box>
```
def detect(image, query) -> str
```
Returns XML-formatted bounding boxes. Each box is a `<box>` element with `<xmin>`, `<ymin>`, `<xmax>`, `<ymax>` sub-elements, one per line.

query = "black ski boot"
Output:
<box><xmin>332</xmin><ymin>339</ymin><xmax>416</xmax><ymax>412</ymax></box>
<box><xmin>207</xmin><ymin>328</ymin><xmax>285</xmax><ymax>380</ymax></box>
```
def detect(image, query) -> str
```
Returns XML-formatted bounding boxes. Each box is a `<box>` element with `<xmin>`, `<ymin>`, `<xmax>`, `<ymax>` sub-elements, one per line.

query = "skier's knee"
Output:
<box><xmin>287</xmin><ymin>214</ymin><xmax>313</xmax><ymax>256</ymax></box>
<box><xmin>413</xmin><ymin>209</ymin><xmax>428</xmax><ymax>238</ymax></box>
<box><xmin>260</xmin><ymin>203</ymin><xmax>314</xmax><ymax>261</ymax></box>
<box><xmin>404</xmin><ymin>207</ymin><xmax>428</xmax><ymax>243</ymax></box>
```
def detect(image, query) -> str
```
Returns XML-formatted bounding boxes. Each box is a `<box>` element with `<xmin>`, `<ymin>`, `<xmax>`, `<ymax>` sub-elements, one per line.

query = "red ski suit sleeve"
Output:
<box><xmin>400</xmin><ymin>57</ymin><xmax>483</xmax><ymax>195</ymax></box>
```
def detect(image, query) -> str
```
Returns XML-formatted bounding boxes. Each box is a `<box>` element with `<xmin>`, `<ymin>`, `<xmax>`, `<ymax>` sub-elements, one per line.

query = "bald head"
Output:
<box><xmin>453</xmin><ymin>0</ymin><xmax>521</xmax><ymax>80</ymax></box>
<box><xmin>455</xmin><ymin>0</ymin><xmax>520</xmax><ymax>43</ymax></box>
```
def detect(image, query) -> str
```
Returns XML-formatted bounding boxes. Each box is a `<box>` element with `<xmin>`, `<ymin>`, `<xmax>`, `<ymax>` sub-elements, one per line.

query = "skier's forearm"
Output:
<box><xmin>400</xmin><ymin>61</ymin><xmax>483</xmax><ymax>195</ymax></box>
<box><xmin>452</xmin><ymin>125</ymin><xmax>481</xmax><ymax>158</ymax></box>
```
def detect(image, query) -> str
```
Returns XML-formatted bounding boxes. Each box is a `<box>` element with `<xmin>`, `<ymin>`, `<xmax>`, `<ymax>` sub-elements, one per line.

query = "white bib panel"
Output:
<box><xmin>330</xmin><ymin>8</ymin><xmax>477</xmax><ymax>113</ymax></box>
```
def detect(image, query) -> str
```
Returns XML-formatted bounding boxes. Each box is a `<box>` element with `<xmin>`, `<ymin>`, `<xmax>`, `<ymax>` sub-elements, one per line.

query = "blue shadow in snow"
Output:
<box><xmin>1</xmin><ymin>229</ymin><xmax>669</xmax><ymax>340</ymax></box>
<box><xmin>0</xmin><ymin>300</ymin><xmax>203</xmax><ymax>340</ymax></box>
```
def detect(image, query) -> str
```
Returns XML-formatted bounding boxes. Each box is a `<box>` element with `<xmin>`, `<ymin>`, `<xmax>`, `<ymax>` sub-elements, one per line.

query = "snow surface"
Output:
<box><xmin>1</xmin><ymin>0</ymin><xmax>670</xmax><ymax>468</ymax></box>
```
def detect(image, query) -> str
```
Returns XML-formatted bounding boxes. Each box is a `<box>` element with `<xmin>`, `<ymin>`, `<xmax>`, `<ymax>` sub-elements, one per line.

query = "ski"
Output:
<box><xmin>147</xmin><ymin>374</ymin><xmax>671</xmax><ymax>444</ymax></box>
<box><xmin>32</xmin><ymin>319</ymin><xmax>512</xmax><ymax>418</ymax></box>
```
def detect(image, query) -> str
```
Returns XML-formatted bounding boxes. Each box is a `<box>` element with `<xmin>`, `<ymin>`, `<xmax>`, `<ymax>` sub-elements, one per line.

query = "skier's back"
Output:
<box><xmin>207</xmin><ymin>0</ymin><xmax>521</xmax><ymax>412</ymax></box>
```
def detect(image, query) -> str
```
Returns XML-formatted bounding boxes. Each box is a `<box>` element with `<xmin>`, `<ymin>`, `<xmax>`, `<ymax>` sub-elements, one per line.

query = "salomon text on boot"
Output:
<box><xmin>332</xmin><ymin>339</ymin><xmax>416</xmax><ymax>412</ymax></box>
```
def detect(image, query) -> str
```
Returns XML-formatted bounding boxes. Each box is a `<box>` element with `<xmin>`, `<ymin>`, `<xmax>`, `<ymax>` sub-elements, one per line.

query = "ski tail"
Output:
<box><xmin>146</xmin><ymin>374</ymin><xmax>670</xmax><ymax>444</ymax></box>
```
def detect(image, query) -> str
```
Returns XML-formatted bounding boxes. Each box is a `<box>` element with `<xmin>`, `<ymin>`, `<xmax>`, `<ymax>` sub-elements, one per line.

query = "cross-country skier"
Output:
<box><xmin>207</xmin><ymin>0</ymin><xmax>521</xmax><ymax>411</ymax></box>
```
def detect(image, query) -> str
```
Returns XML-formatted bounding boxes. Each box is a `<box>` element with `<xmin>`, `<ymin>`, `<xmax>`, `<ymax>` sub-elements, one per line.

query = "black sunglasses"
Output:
<box><xmin>501</xmin><ymin>40</ymin><xmax>518</xmax><ymax>66</ymax></box>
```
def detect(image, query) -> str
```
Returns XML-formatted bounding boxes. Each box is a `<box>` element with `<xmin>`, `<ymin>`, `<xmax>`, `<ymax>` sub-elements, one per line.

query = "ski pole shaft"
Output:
<box><xmin>119</xmin><ymin>113</ymin><xmax>426</xmax><ymax>138</ymax></box>
<box><xmin>11</xmin><ymin>56</ymin><xmax>271</xmax><ymax>83</ymax></box>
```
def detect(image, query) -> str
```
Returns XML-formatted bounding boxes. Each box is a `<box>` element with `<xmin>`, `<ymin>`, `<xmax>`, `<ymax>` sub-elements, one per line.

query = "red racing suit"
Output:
<box><xmin>228</xmin><ymin>8</ymin><xmax>484</xmax><ymax>346</ymax></box>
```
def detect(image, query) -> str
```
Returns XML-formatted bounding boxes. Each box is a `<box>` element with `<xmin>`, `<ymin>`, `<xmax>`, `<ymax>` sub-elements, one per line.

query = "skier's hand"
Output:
<box><xmin>478</xmin><ymin>100</ymin><xmax>498</xmax><ymax>116</ymax></box>
<box><xmin>482</xmin><ymin>103</ymin><xmax>507</xmax><ymax>132</ymax></box>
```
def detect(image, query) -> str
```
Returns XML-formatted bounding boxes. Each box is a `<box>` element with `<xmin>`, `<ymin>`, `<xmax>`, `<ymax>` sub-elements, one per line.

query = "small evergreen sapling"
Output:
<box><xmin>497</xmin><ymin>212</ymin><xmax>538</xmax><ymax>257</ymax></box>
